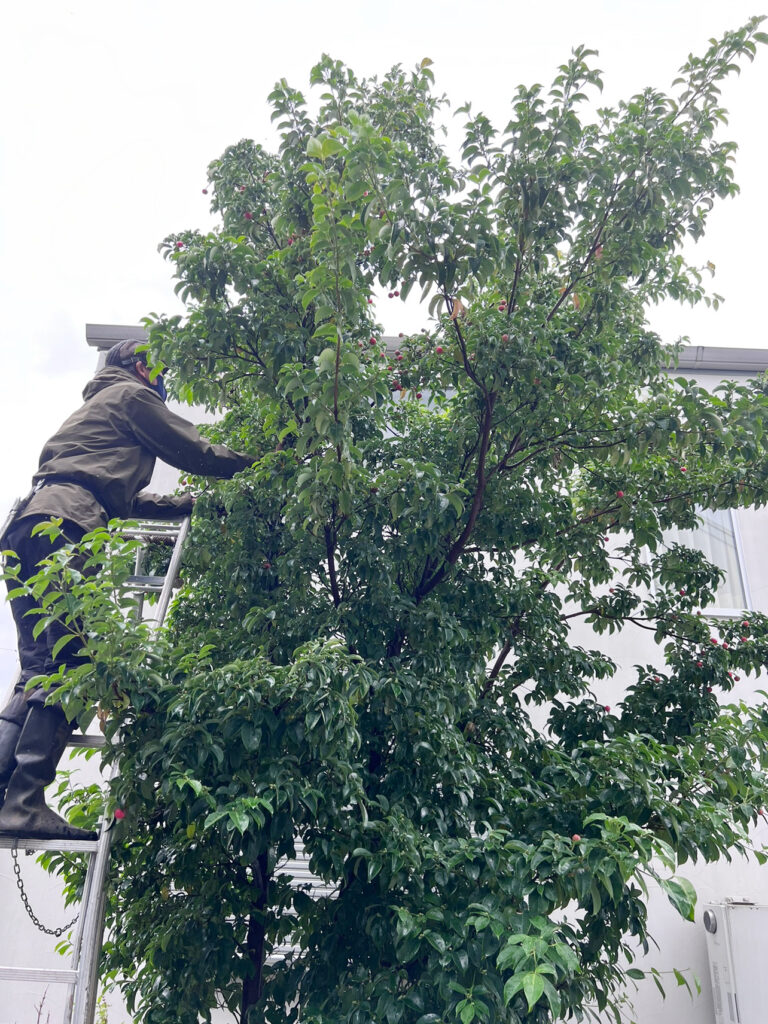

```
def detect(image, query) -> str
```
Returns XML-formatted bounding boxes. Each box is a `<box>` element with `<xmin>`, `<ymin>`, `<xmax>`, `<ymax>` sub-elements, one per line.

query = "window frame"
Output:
<box><xmin>667</xmin><ymin>507</ymin><xmax>752</xmax><ymax>618</ymax></box>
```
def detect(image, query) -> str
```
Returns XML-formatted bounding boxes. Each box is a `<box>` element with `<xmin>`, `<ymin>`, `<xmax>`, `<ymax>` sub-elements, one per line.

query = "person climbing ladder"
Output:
<box><xmin>0</xmin><ymin>339</ymin><xmax>254</xmax><ymax>841</ymax></box>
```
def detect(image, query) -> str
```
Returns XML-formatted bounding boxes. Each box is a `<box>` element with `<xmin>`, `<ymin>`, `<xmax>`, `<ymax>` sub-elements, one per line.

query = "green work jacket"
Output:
<box><xmin>18</xmin><ymin>366</ymin><xmax>252</xmax><ymax>532</ymax></box>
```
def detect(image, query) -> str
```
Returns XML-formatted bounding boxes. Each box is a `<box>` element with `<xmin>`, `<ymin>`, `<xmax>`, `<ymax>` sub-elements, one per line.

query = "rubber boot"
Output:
<box><xmin>0</xmin><ymin>704</ymin><xmax>97</xmax><ymax>841</ymax></box>
<box><xmin>0</xmin><ymin>719</ymin><xmax>22</xmax><ymax>809</ymax></box>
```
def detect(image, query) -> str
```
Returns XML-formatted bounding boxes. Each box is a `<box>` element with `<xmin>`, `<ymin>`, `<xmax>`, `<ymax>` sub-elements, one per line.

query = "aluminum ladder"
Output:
<box><xmin>0</xmin><ymin>515</ymin><xmax>191</xmax><ymax>1024</ymax></box>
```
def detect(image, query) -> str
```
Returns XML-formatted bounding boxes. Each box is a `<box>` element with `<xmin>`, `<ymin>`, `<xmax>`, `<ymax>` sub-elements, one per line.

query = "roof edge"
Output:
<box><xmin>86</xmin><ymin>323</ymin><xmax>148</xmax><ymax>350</ymax></box>
<box><xmin>666</xmin><ymin>345</ymin><xmax>768</xmax><ymax>374</ymax></box>
<box><xmin>85</xmin><ymin>326</ymin><xmax>768</xmax><ymax>374</ymax></box>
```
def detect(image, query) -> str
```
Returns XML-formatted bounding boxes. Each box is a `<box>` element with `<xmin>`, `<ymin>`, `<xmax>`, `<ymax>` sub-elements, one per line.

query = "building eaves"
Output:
<box><xmin>86</xmin><ymin>326</ymin><xmax>768</xmax><ymax>377</ymax></box>
<box><xmin>670</xmin><ymin>346</ymin><xmax>768</xmax><ymax>375</ymax></box>
<box><xmin>86</xmin><ymin>323</ymin><xmax>148</xmax><ymax>350</ymax></box>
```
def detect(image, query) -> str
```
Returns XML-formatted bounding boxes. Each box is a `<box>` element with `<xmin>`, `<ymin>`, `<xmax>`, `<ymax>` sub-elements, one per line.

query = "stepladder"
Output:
<box><xmin>0</xmin><ymin>515</ymin><xmax>191</xmax><ymax>1024</ymax></box>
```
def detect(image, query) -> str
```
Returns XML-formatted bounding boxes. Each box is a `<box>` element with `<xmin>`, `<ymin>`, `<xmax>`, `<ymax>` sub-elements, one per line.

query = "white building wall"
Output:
<box><xmin>578</xmin><ymin>365</ymin><xmax>768</xmax><ymax>1023</ymax></box>
<box><xmin>578</xmin><ymin>502</ymin><xmax>768</xmax><ymax>1024</ymax></box>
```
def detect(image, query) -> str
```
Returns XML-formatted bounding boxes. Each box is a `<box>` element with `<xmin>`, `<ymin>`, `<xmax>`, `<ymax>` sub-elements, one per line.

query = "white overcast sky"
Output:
<box><xmin>0</xmin><ymin>0</ymin><xmax>766</xmax><ymax>680</ymax></box>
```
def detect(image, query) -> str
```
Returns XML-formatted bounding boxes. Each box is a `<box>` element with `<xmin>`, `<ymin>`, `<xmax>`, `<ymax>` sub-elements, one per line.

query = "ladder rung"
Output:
<box><xmin>0</xmin><ymin>965</ymin><xmax>78</xmax><ymax>984</ymax></box>
<box><xmin>67</xmin><ymin>733</ymin><xmax>106</xmax><ymax>749</ymax></box>
<box><xmin>0</xmin><ymin>836</ymin><xmax>98</xmax><ymax>853</ymax></box>
<box><xmin>124</xmin><ymin>530</ymin><xmax>180</xmax><ymax>542</ymax></box>
<box><xmin>126</xmin><ymin>574</ymin><xmax>167</xmax><ymax>591</ymax></box>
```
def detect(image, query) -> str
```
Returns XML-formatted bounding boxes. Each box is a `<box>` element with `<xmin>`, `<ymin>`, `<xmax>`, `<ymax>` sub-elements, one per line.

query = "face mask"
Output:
<box><xmin>150</xmin><ymin>375</ymin><xmax>168</xmax><ymax>403</ymax></box>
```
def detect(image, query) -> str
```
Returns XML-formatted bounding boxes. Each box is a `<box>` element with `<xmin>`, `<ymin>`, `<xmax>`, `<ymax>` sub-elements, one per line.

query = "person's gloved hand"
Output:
<box><xmin>176</xmin><ymin>492</ymin><xmax>196</xmax><ymax>514</ymax></box>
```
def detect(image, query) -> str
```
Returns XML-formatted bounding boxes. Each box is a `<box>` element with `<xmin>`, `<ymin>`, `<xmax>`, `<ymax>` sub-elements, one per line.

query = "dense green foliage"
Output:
<box><xmin>20</xmin><ymin>18</ymin><xmax>768</xmax><ymax>1024</ymax></box>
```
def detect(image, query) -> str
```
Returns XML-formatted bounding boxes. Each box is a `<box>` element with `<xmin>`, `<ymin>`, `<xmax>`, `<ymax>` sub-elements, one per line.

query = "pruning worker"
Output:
<box><xmin>0</xmin><ymin>339</ymin><xmax>253</xmax><ymax>841</ymax></box>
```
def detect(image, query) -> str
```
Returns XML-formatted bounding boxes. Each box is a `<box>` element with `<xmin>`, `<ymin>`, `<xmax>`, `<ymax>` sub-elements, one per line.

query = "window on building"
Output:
<box><xmin>668</xmin><ymin>508</ymin><xmax>749</xmax><ymax>612</ymax></box>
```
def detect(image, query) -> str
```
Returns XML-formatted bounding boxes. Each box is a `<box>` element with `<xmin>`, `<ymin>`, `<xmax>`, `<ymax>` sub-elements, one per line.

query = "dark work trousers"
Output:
<box><xmin>1</xmin><ymin>515</ymin><xmax>89</xmax><ymax>726</ymax></box>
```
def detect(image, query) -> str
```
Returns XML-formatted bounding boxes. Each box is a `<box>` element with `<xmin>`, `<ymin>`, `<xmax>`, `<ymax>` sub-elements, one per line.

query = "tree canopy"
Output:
<box><xmin>28</xmin><ymin>17</ymin><xmax>768</xmax><ymax>1024</ymax></box>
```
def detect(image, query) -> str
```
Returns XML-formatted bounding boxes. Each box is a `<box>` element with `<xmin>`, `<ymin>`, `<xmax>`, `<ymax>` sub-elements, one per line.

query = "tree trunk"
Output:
<box><xmin>240</xmin><ymin>850</ymin><xmax>269</xmax><ymax>1023</ymax></box>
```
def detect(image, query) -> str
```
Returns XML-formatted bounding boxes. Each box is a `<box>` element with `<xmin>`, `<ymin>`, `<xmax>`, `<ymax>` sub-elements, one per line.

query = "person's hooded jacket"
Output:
<box><xmin>17</xmin><ymin>366</ymin><xmax>253</xmax><ymax>531</ymax></box>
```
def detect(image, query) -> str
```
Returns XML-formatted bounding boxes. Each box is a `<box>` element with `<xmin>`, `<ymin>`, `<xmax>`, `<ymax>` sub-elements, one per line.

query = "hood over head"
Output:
<box><xmin>82</xmin><ymin>365</ymin><xmax>146</xmax><ymax>401</ymax></box>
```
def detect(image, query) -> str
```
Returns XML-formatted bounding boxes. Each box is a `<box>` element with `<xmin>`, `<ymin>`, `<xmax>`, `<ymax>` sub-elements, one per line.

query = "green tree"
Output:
<box><xmin>35</xmin><ymin>18</ymin><xmax>768</xmax><ymax>1024</ymax></box>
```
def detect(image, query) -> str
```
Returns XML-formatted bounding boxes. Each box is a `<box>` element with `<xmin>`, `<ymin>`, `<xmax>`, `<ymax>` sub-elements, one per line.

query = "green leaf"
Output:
<box><xmin>459</xmin><ymin>1002</ymin><xmax>475</xmax><ymax>1024</ymax></box>
<box><xmin>51</xmin><ymin>633</ymin><xmax>78</xmax><ymax>660</ymax></box>
<box><xmin>318</xmin><ymin>346</ymin><xmax>338</xmax><ymax>374</ymax></box>
<box><xmin>503</xmin><ymin>975</ymin><xmax>525</xmax><ymax>1005</ymax></box>
<box><xmin>661</xmin><ymin>876</ymin><xmax>697</xmax><ymax>922</ymax></box>
<box><xmin>522</xmin><ymin>972</ymin><xmax>546</xmax><ymax>1011</ymax></box>
<box><xmin>306</xmin><ymin>136</ymin><xmax>323</xmax><ymax>159</ymax></box>
<box><xmin>228</xmin><ymin>808</ymin><xmax>250</xmax><ymax>834</ymax></box>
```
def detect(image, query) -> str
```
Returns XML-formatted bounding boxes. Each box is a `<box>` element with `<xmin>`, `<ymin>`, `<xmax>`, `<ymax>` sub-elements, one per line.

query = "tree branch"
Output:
<box><xmin>415</xmin><ymin>392</ymin><xmax>497</xmax><ymax>600</ymax></box>
<box><xmin>324</xmin><ymin>523</ymin><xmax>342</xmax><ymax>607</ymax></box>
<box><xmin>239</xmin><ymin>850</ymin><xmax>269</xmax><ymax>1023</ymax></box>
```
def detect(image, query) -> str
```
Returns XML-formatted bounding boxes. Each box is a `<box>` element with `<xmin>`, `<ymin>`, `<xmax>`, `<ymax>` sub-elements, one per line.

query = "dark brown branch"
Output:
<box><xmin>444</xmin><ymin>290</ymin><xmax>484</xmax><ymax>390</ymax></box>
<box><xmin>507</xmin><ymin>246</ymin><xmax>526</xmax><ymax>315</ymax></box>
<box><xmin>446</xmin><ymin>395</ymin><xmax>496</xmax><ymax>564</ymax></box>
<box><xmin>487</xmin><ymin>635</ymin><xmax>514</xmax><ymax>687</ymax></box>
<box><xmin>481</xmin><ymin>558</ymin><xmax>567</xmax><ymax>693</ymax></box>
<box><xmin>240</xmin><ymin>850</ymin><xmax>269</xmax><ymax>1023</ymax></box>
<box><xmin>416</xmin><ymin>393</ymin><xmax>497</xmax><ymax>600</ymax></box>
<box><xmin>324</xmin><ymin>523</ymin><xmax>342</xmax><ymax>607</ymax></box>
<box><xmin>563</xmin><ymin>606</ymin><xmax>697</xmax><ymax>645</ymax></box>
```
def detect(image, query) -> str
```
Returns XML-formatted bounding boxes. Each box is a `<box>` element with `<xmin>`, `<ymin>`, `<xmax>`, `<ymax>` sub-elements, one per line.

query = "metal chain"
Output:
<box><xmin>11</xmin><ymin>843</ymin><xmax>79</xmax><ymax>937</ymax></box>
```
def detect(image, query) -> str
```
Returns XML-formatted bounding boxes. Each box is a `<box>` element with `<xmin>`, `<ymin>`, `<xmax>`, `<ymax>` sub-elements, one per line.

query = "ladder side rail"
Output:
<box><xmin>68</xmin><ymin>790</ymin><xmax>115</xmax><ymax>1024</ymax></box>
<box><xmin>62</xmin><ymin>826</ymin><xmax>103</xmax><ymax>1024</ymax></box>
<box><xmin>152</xmin><ymin>515</ymin><xmax>190</xmax><ymax>626</ymax></box>
<box><xmin>133</xmin><ymin>530</ymin><xmax>147</xmax><ymax>621</ymax></box>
